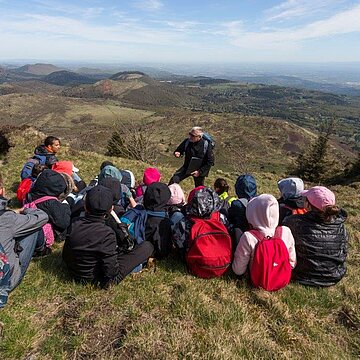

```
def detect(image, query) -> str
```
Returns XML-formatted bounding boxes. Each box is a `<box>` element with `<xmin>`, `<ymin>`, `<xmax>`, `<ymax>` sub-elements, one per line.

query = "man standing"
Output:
<box><xmin>169</xmin><ymin>127</ymin><xmax>214</xmax><ymax>187</ymax></box>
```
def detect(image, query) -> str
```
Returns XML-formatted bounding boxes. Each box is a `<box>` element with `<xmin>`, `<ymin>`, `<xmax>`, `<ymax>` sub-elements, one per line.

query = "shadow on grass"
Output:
<box><xmin>35</xmin><ymin>249</ymin><xmax>73</xmax><ymax>283</ymax></box>
<box><xmin>156</xmin><ymin>252</ymin><xmax>187</xmax><ymax>275</ymax></box>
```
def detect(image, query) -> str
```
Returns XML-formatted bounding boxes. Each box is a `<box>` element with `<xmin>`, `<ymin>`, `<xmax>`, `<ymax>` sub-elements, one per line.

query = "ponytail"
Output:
<box><xmin>322</xmin><ymin>205</ymin><xmax>340</xmax><ymax>222</ymax></box>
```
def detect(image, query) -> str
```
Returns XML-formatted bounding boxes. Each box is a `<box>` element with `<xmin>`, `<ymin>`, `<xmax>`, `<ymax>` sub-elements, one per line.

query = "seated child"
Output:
<box><xmin>232</xmin><ymin>194</ymin><xmax>296</xmax><ymax>291</ymax></box>
<box><xmin>62</xmin><ymin>185</ymin><xmax>154</xmax><ymax>288</ymax></box>
<box><xmin>26</xmin><ymin>169</ymin><xmax>72</xmax><ymax>244</ymax></box>
<box><xmin>283</xmin><ymin>186</ymin><xmax>348</xmax><ymax>287</ymax></box>
<box><xmin>277</xmin><ymin>177</ymin><xmax>306</xmax><ymax>224</ymax></box>
<box><xmin>143</xmin><ymin>182</ymin><xmax>172</xmax><ymax>259</ymax></box>
<box><xmin>135</xmin><ymin>167</ymin><xmax>161</xmax><ymax>203</ymax></box>
<box><xmin>0</xmin><ymin>173</ymin><xmax>48</xmax><ymax>308</ymax></box>
<box><xmin>167</xmin><ymin>183</ymin><xmax>186</xmax><ymax>230</ymax></box>
<box><xmin>228</xmin><ymin>174</ymin><xmax>257</xmax><ymax>241</ymax></box>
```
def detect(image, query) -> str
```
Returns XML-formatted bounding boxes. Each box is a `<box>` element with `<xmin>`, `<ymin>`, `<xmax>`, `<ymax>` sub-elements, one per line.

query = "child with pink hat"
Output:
<box><xmin>135</xmin><ymin>167</ymin><xmax>161</xmax><ymax>203</ymax></box>
<box><xmin>283</xmin><ymin>186</ymin><xmax>348</xmax><ymax>287</ymax></box>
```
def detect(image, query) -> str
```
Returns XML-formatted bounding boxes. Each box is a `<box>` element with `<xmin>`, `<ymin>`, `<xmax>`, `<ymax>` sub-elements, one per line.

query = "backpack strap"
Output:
<box><xmin>31</xmin><ymin>196</ymin><xmax>59</xmax><ymax>205</ymax></box>
<box><xmin>249</xmin><ymin>226</ymin><xmax>282</xmax><ymax>243</ymax></box>
<box><xmin>239</xmin><ymin>198</ymin><xmax>248</xmax><ymax>207</ymax></box>
<box><xmin>146</xmin><ymin>210</ymin><xmax>167</xmax><ymax>218</ymax></box>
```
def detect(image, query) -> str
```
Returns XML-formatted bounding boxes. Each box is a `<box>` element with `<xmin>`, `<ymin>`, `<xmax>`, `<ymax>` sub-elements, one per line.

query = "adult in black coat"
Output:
<box><xmin>169</xmin><ymin>127</ymin><xmax>214</xmax><ymax>187</ymax></box>
<box><xmin>283</xmin><ymin>186</ymin><xmax>348</xmax><ymax>287</ymax></box>
<box><xmin>143</xmin><ymin>182</ymin><xmax>172</xmax><ymax>259</ymax></box>
<box><xmin>27</xmin><ymin>169</ymin><xmax>71</xmax><ymax>235</ymax></box>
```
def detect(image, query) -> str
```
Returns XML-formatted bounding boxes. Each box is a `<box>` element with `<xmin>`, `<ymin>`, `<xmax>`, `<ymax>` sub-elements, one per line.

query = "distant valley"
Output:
<box><xmin>0</xmin><ymin>62</ymin><xmax>359</xmax><ymax>174</ymax></box>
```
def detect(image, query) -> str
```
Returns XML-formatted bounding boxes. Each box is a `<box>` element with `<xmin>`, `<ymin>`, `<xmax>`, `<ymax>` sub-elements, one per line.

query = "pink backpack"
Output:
<box><xmin>24</xmin><ymin>196</ymin><xmax>58</xmax><ymax>248</ymax></box>
<box><xmin>249</xmin><ymin>226</ymin><xmax>292</xmax><ymax>291</ymax></box>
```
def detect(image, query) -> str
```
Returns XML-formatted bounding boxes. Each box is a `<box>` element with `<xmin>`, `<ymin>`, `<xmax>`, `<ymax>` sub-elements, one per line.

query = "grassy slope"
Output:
<box><xmin>0</xmin><ymin>129</ymin><xmax>359</xmax><ymax>359</ymax></box>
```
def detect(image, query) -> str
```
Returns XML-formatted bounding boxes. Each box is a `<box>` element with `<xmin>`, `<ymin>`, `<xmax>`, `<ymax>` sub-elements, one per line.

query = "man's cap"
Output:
<box><xmin>301</xmin><ymin>186</ymin><xmax>335</xmax><ymax>210</ymax></box>
<box><xmin>85</xmin><ymin>185</ymin><xmax>113</xmax><ymax>214</ymax></box>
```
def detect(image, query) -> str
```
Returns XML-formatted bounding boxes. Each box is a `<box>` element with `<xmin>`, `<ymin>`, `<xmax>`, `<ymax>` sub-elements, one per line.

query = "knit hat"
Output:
<box><xmin>301</xmin><ymin>186</ymin><xmax>335</xmax><ymax>211</ymax></box>
<box><xmin>52</xmin><ymin>161</ymin><xmax>79</xmax><ymax>176</ymax></box>
<box><xmin>277</xmin><ymin>177</ymin><xmax>304</xmax><ymax>200</ymax></box>
<box><xmin>98</xmin><ymin>165</ymin><xmax>123</xmax><ymax>182</ymax></box>
<box><xmin>167</xmin><ymin>183</ymin><xmax>186</xmax><ymax>205</ymax></box>
<box><xmin>143</xmin><ymin>167</ymin><xmax>161</xmax><ymax>186</ymax></box>
<box><xmin>85</xmin><ymin>185</ymin><xmax>113</xmax><ymax>215</ymax></box>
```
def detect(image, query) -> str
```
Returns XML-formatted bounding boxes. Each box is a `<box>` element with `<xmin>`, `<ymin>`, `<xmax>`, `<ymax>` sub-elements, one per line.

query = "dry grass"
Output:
<box><xmin>0</xmin><ymin>129</ymin><xmax>359</xmax><ymax>359</ymax></box>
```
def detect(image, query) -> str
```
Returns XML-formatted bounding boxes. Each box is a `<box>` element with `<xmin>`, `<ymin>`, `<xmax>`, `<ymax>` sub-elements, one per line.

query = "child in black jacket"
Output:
<box><xmin>63</xmin><ymin>185</ymin><xmax>154</xmax><ymax>288</ymax></box>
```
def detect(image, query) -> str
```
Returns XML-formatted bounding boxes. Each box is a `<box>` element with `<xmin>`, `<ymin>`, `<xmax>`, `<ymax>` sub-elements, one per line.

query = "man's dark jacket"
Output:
<box><xmin>175</xmin><ymin>138</ymin><xmax>214</xmax><ymax>177</ymax></box>
<box><xmin>283</xmin><ymin>210</ymin><xmax>348</xmax><ymax>287</ymax></box>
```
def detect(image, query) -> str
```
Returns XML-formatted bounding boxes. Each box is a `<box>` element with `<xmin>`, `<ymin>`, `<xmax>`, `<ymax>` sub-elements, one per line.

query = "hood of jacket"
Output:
<box><xmin>187</xmin><ymin>187</ymin><xmax>221</xmax><ymax>218</ymax></box>
<box><xmin>30</xmin><ymin>169</ymin><xmax>66</xmax><ymax>198</ymax></box>
<box><xmin>99</xmin><ymin>177</ymin><xmax>122</xmax><ymax>205</ymax></box>
<box><xmin>34</xmin><ymin>144</ymin><xmax>52</xmax><ymax>156</ymax></box>
<box><xmin>98</xmin><ymin>165</ymin><xmax>122</xmax><ymax>182</ymax></box>
<box><xmin>278</xmin><ymin>177</ymin><xmax>304</xmax><ymax>200</ymax></box>
<box><xmin>235</xmin><ymin>174</ymin><xmax>257</xmax><ymax>199</ymax></box>
<box><xmin>33</xmin><ymin>145</ymin><xmax>58</xmax><ymax>165</ymax></box>
<box><xmin>246</xmin><ymin>194</ymin><xmax>279</xmax><ymax>236</ymax></box>
<box><xmin>143</xmin><ymin>182</ymin><xmax>171</xmax><ymax>211</ymax></box>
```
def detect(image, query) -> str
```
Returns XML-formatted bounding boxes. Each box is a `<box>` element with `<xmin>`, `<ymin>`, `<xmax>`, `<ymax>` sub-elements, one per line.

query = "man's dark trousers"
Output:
<box><xmin>168</xmin><ymin>166</ymin><xmax>205</xmax><ymax>187</ymax></box>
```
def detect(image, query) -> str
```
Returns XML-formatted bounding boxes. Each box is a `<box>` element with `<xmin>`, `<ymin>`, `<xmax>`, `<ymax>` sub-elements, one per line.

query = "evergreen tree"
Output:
<box><xmin>295</xmin><ymin>119</ymin><xmax>336</xmax><ymax>182</ymax></box>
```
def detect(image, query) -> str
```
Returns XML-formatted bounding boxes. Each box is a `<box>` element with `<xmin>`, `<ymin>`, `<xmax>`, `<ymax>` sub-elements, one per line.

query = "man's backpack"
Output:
<box><xmin>20</xmin><ymin>155</ymin><xmax>47</xmax><ymax>180</ymax></box>
<box><xmin>249</xmin><ymin>227</ymin><xmax>292</xmax><ymax>291</ymax></box>
<box><xmin>16</xmin><ymin>178</ymin><xmax>33</xmax><ymax>203</ymax></box>
<box><xmin>186</xmin><ymin>211</ymin><xmax>232</xmax><ymax>278</ymax></box>
<box><xmin>0</xmin><ymin>241</ymin><xmax>11</xmax><ymax>308</ymax></box>
<box><xmin>23</xmin><ymin>196</ymin><xmax>58</xmax><ymax>248</ymax></box>
<box><xmin>120</xmin><ymin>208</ymin><xmax>167</xmax><ymax>245</ymax></box>
<box><xmin>184</xmin><ymin>132</ymin><xmax>215</xmax><ymax>155</ymax></box>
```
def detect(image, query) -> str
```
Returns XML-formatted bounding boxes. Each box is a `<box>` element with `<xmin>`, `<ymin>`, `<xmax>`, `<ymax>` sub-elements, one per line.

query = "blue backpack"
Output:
<box><xmin>20</xmin><ymin>155</ymin><xmax>47</xmax><ymax>180</ymax></box>
<box><xmin>120</xmin><ymin>207</ymin><xmax>167</xmax><ymax>245</ymax></box>
<box><xmin>184</xmin><ymin>132</ymin><xmax>215</xmax><ymax>155</ymax></box>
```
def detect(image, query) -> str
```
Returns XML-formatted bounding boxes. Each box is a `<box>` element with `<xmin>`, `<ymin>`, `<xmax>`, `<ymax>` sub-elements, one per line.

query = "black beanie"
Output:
<box><xmin>85</xmin><ymin>185</ymin><xmax>113</xmax><ymax>215</ymax></box>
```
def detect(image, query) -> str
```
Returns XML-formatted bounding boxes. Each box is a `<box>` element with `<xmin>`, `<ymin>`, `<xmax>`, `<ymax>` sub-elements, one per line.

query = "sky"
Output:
<box><xmin>1</xmin><ymin>0</ymin><xmax>360</xmax><ymax>63</ymax></box>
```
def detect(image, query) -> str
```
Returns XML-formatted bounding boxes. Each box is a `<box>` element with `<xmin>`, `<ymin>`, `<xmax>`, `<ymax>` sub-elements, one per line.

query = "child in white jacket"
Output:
<box><xmin>232</xmin><ymin>194</ymin><xmax>296</xmax><ymax>276</ymax></box>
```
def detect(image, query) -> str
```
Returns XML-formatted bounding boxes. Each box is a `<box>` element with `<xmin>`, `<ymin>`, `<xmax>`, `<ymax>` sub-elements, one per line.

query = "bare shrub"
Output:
<box><xmin>107</xmin><ymin>122</ymin><xmax>159</xmax><ymax>164</ymax></box>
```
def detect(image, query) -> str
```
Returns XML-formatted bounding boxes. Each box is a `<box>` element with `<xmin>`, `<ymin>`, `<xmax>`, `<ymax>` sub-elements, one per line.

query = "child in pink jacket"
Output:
<box><xmin>232</xmin><ymin>194</ymin><xmax>296</xmax><ymax>276</ymax></box>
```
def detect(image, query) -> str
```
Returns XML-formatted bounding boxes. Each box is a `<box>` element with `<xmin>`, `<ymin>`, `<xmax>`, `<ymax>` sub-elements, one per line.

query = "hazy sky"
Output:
<box><xmin>1</xmin><ymin>0</ymin><xmax>360</xmax><ymax>63</ymax></box>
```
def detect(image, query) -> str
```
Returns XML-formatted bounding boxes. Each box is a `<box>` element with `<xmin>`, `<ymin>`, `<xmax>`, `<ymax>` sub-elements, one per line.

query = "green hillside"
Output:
<box><xmin>0</xmin><ymin>129</ymin><xmax>359</xmax><ymax>359</ymax></box>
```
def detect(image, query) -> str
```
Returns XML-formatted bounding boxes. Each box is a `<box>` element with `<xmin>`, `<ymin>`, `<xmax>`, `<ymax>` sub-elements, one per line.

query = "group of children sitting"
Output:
<box><xmin>0</xmin><ymin>138</ymin><xmax>349</xmax><ymax>308</ymax></box>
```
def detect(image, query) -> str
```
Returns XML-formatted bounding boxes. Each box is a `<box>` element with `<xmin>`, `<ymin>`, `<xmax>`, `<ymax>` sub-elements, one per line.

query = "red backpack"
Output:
<box><xmin>186</xmin><ymin>211</ymin><xmax>232</xmax><ymax>278</ymax></box>
<box><xmin>249</xmin><ymin>226</ymin><xmax>291</xmax><ymax>291</ymax></box>
<box><xmin>17</xmin><ymin>178</ymin><xmax>33</xmax><ymax>203</ymax></box>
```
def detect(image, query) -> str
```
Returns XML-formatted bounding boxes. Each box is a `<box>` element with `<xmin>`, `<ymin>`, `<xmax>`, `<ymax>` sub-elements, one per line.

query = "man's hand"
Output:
<box><xmin>15</xmin><ymin>207</ymin><xmax>25</xmax><ymax>214</ymax></box>
<box><xmin>191</xmin><ymin>170</ymin><xmax>200</xmax><ymax>177</ymax></box>
<box><xmin>174</xmin><ymin>152</ymin><xmax>181</xmax><ymax>158</ymax></box>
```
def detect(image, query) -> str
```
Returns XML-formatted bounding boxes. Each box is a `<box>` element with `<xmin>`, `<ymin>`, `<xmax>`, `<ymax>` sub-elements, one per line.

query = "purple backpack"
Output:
<box><xmin>24</xmin><ymin>196</ymin><xmax>58</xmax><ymax>247</ymax></box>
